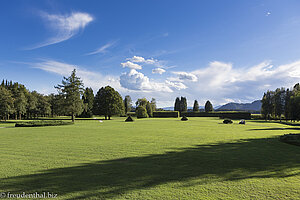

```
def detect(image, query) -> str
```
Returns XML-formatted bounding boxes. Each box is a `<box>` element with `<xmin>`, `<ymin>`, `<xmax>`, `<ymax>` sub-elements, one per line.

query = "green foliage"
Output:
<box><xmin>136</xmin><ymin>106</ymin><xmax>148</xmax><ymax>118</ymax></box>
<box><xmin>153</xmin><ymin>111</ymin><xmax>179</xmax><ymax>118</ymax></box>
<box><xmin>124</xmin><ymin>95</ymin><xmax>132</xmax><ymax>113</ymax></box>
<box><xmin>0</xmin><ymin>86</ymin><xmax>14</xmax><ymax>120</ymax></box>
<box><xmin>55</xmin><ymin>69</ymin><xmax>84</xmax><ymax>122</ymax></box>
<box><xmin>150</xmin><ymin>98</ymin><xmax>156</xmax><ymax>111</ymax></box>
<box><xmin>146</xmin><ymin>101</ymin><xmax>153</xmax><ymax>117</ymax></box>
<box><xmin>181</xmin><ymin>111</ymin><xmax>251</xmax><ymax>119</ymax></box>
<box><xmin>136</xmin><ymin>98</ymin><xmax>148</xmax><ymax>107</ymax></box>
<box><xmin>80</xmin><ymin>87</ymin><xmax>94</xmax><ymax>118</ymax></box>
<box><xmin>15</xmin><ymin>120</ymin><xmax>73</xmax><ymax>127</ymax></box>
<box><xmin>193</xmin><ymin>100</ymin><xmax>199</xmax><ymax>111</ymax></box>
<box><xmin>93</xmin><ymin>86</ymin><xmax>125</xmax><ymax>120</ymax></box>
<box><xmin>174</xmin><ymin>97</ymin><xmax>187</xmax><ymax>112</ymax></box>
<box><xmin>223</xmin><ymin>118</ymin><xmax>233</xmax><ymax>124</ymax></box>
<box><xmin>205</xmin><ymin>100</ymin><xmax>213</xmax><ymax>112</ymax></box>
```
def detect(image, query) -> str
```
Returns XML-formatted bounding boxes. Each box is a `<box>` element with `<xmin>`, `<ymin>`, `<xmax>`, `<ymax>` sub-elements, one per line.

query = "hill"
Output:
<box><xmin>217</xmin><ymin>100</ymin><xmax>261</xmax><ymax>112</ymax></box>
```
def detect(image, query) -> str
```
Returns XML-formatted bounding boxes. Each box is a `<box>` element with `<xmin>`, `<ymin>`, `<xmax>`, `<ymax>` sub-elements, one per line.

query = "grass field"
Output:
<box><xmin>0</xmin><ymin>117</ymin><xmax>299</xmax><ymax>199</ymax></box>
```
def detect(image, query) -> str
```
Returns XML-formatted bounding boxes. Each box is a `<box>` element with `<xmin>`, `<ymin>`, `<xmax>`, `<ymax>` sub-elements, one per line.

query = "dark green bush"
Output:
<box><xmin>153</xmin><ymin>111</ymin><xmax>179</xmax><ymax>118</ymax></box>
<box><xmin>279</xmin><ymin>133</ymin><xmax>300</xmax><ymax>146</ymax></box>
<box><xmin>181</xmin><ymin>111</ymin><xmax>251</xmax><ymax>119</ymax></box>
<box><xmin>223</xmin><ymin>119</ymin><xmax>233</xmax><ymax>124</ymax></box>
<box><xmin>125</xmin><ymin>116</ymin><xmax>134</xmax><ymax>122</ymax></box>
<box><xmin>15</xmin><ymin>120</ymin><xmax>73</xmax><ymax>127</ymax></box>
<box><xmin>136</xmin><ymin>106</ymin><xmax>148</xmax><ymax>119</ymax></box>
<box><xmin>181</xmin><ymin>116</ymin><xmax>188</xmax><ymax>121</ymax></box>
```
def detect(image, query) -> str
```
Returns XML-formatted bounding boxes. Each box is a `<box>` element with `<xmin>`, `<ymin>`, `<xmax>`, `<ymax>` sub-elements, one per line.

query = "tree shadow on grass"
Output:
<box><xmin>249</xmin><ymin>127</ymin><xmax>300</xmax><ymax>131</ymax></box>
<box><xmin>1</xmin><ymin>137</ymin><xmax>299</xmax><ymax>199</ymax></box>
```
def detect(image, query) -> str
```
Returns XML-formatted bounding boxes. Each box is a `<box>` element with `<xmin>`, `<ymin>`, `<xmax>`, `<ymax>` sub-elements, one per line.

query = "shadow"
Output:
<box><xmin>250</xmin><ymin>120</ymin><xmax>300</xmax><ymax>126</ymax></box>
<box><xmin>1</xmin><ymin>138</ymin><xmax>299</xmax><ymax>199</ymax></box>
<box><xmin>249</xmin><ymin>127</ymin><xmax>300</xmax><ymax>131</ymax></box>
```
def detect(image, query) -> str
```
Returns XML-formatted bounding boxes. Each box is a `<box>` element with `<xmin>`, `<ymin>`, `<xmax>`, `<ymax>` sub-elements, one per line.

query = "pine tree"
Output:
<box><xmin>55</xmin><ymin>69</ymin><xmax>84</xmax><ymax>122</ymax></box>
<box><xmin>193</xmin><ymin>100</ymin><xmax>199</xmax><ymax>111</ymax></box>
<box><xmin>174</xmin><ymin>97</ymin><xmax>180</xmax><ymax>111</ymax></box>
<box><xmin>204</xmin><ymin>100</ymin><xmax>213</xmax><ymax>112</ymax></box>
<box><xmin>81</xmin><ymin>87</ymin><xmax>94</xmax><ymax>117</ymax></box>
<box><xmin>180</xmin><ymin>97</ymin><xmax>187</xmax><ymax>112</ymax></box>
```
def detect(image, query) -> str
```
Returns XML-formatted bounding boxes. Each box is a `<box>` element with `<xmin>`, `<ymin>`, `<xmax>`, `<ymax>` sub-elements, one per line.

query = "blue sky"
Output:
<box><xmin>1</xmin><ymin>0</ymin><xmax>300</xmax><ymax>107</ymax></box>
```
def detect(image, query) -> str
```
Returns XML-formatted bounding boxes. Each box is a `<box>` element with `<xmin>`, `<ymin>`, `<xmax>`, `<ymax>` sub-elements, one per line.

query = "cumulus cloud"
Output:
<box><xmin>165</xmin><ymin>80</ymin><xmax>187</xmax><ymax>90</ymax></box>
<box><xmin>121</xmin><ymin>61</ymin><xmax>142</xmax><ymax>70</ymax></box>
<box><xmin>152</xmin><ymin>68</ymin><xmax>166</xmax><ymax>74</ymax></box>
<box><xmin>128</xmin><ymin>56</ymin><xmax>156</xmax><ymax>64</ymax></box>
<box><xmin>172</xmin><ymin>71</ymin><xmax>198</xmax><ymax>82</ymax></box>
<box><xmin>86</xmin><ymin>40</ymin><xmax>117</xmax><ymax>55</ymax></box>
<box><xmin>120</xmin><ymin>69</ymin><xmax>173</xmax><ymax>92</ymax></box>
<box><xmin>27</xmin><ymin>12</ymin><xmax>93</xmax><ymax>49</ymax></box>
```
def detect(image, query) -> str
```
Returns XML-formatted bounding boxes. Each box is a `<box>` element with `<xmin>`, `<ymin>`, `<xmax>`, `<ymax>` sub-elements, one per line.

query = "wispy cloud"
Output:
<box><xmin>27</xmin><ymin>12</ymin><xmax>93</xmax><ymax>50</ymax></box>
<box><xmin>32</xmin><ymin>59</ymin><xmax>123</xmax><ymax>92</ymax></box>
<box><xmin>86</xmin><ymin>40</ymin><xmax>118</xmax><ymax>55</ymax></box>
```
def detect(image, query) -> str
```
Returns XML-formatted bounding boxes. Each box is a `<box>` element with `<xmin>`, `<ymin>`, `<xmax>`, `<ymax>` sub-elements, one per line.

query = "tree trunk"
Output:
<box><xmin>105</xmin><ymin>115</ymin><xmax>107</xmax><ymax>120</ymax></box>
<box><xmin>71</xmin><ymin>114</ymin><xmax>75</xmax><ymax>122</ymax></box>
<box><xmin>108</xmin><ymin>115</ymin><xmax>111</xmax><ymax>120</ymax></box>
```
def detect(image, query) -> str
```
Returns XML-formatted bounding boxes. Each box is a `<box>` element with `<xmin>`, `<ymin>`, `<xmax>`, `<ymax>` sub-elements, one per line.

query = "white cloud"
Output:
<box><xmin>32</xmin><ymin>59</ymin><xmax>123</xmax><ymax>93</ymax></box>
<box><xmin>128</xmin><ymin>56</ymin><xmax>156</xmax><ymax>64</ymax></box>
<box><xmin>120</xmin><ymin>69</ymin><xmax>173</xmax><ymax>92</ymax></box>
<box><xmin>28</xmin><ymin>12</ymin><xmax>93</xmax><ymax>49</ymax></box>
<box><xmin>121</xmin><ymin>61</ymin><xmax>142</xmax><ymax>70</ymax></box>
<box><xmin>172</xmin><ymin>71</ymin><xmax>198</xmax><ymax>82</ymax></box>
<box><xmin>86</xmin><ymin>41</ymin><xmax>117</xmax><ymax>55</ymax></box>
<box><xmin>165</xmin><ymin>80</ymin><xmax>187</xmax><ymax>90</ymax></box>
<box><xmin>152</xmin><ymin>68</ymin><xmax>166</xmax><ymax>74</ymax></box>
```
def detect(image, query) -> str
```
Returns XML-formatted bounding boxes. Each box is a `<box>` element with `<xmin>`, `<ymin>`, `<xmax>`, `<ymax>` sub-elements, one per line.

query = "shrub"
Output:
<box><xmin>125</xmin><ymin>116</ymin><xmax>134</xmax><ymax>122</ymax></box>
<box><xmin>15</xmin><ymin>120</ymin><xmax>73</xmax><ymax>127</ymax></box>
<box><xmin>136</xmin><ymin>106</ymin><xmax>148</xmax><ymax>119</ymax></box>
<box><xmin>153</xmin><ymin>111</ymin><xmax>179</xmax><ymax>118</ymax></box>
<box><xmin>181</xmin><ymin>116</ymin><xmax>188</xmax><ymax>121</ymax></box>
<box><xmin>181</xmin><ymin>111</ymin><xmax>251</xmax><ymax>119</ymax></box>
<box><xmin>223</xmin><ymin>119</ymin><xmax>233</xmax><ymax>124</ymax></box>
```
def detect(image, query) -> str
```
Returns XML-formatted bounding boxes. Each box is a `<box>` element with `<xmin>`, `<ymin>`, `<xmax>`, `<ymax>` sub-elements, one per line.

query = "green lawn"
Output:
<box><xmin>0</xmin><ymin>117</ymin><xmax>299</xmax><ymax>199</ymax></box>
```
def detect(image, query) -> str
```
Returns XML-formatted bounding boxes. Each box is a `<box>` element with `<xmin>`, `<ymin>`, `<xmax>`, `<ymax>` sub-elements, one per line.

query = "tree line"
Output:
<box><xmin>0</xmin><ymin>69</ymin><xmax>157</xmax><ymax>121</ymax></box>
<box><xmin>174</xmin><ymin>97</ymin><xmax>213</xmax><ymax>113</ymax></box>
<box><xmin>261</xmin><ymin>83</ymin><xmax>300</xmax><ymax>121</ymax></box>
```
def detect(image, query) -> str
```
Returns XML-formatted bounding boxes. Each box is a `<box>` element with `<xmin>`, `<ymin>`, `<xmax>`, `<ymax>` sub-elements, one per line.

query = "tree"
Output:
<box><xmin>55</xmin><ymin>69</ymin><xmax>84</xmax><ymax>122</ymax></box>
<box><xmin>93</xmin><ymin>86</ymin><xmax>124</xmax><ymax>120</ymax></box>
<box><xmin>37</xmin><ymin>94</ymin><xmax>51</xmax><ymax>117</ymax></box>
<box><xmin>26</xmin><ymin>91</ymin><xmax>38</xmax><ymax>119</ymax></box>
<box><xmin>0</xmin><ymin>86</ymin><xmax>14</xmax><ymax>120</ymax></box>
<box><xmin>136</xmin><ymin>98</ymin><xmax>148</xmax><ymax>108</ymax></box>
<box><xmin>124</xmin><ymin>95</ymin><xmax>132</xmax><ymax>113</ymax></box>
<box><xmin>180</xmin><ymin>97</ymin><xmax>187</xmax><ymax>112</ymax></box>
<box><xmin>193</xmin><ymin>100</ymin><xmax>199</xmax><ymax>111</ymax></box>
<box><xmin>14</xmin><ymin>90</ymin><xmax>27</xmax><ymax>120</ymax></box>
<box><xmin>136</xmin><ymin>106</ymin><xmax>148</xmax><ymax>118</ymax></box>
<box><xmin>284</xmin><ymin>89</ymin><xmax>292</xmax><ymax>121</ymax></box>
<box><xmin>150</xmin><ymin>98</ymin><xmax>157</xmax><ymax>111</ymax></box>
<box><xmin>146</xmin><ymin>101</ymin><xmax>153</xmax><ymax>117</ymax></box>
<box><xmin>261</xmin><ymin>91</ymin><xmax>274</xmax><ymax>120</ymax></box>
<box><xmin>174</xmin><ymin>97</ymin><xmax>180</xmax><ymax>111</ymax></box>
<box><xmin>274</xmin><ymin>88</ymin><xmax>285</xmax><ymax>121</ymax></box>
<box><xmin>81</xmin><ymin>87</ymin><xmax>94</xmax><ymax>117</ymax></box>
<box><xmin>204</xmin><ymin>100</ymin><xmax>213</xmax><ymax>112</ymax></box>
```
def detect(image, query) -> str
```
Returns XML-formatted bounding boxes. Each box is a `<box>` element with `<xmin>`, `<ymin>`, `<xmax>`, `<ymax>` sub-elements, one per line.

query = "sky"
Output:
<box><xmin>1</xmin><ymin>0</ymin><xmax>300</xmax><ymax>107</ymax></box>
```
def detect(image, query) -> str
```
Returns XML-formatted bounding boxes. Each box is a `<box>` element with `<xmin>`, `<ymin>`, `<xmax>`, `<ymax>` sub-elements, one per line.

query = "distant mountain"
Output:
<box><xmin>216</xmin><ymin>100</ymin><xmax>262</xmax><ymax>112</ymax></box>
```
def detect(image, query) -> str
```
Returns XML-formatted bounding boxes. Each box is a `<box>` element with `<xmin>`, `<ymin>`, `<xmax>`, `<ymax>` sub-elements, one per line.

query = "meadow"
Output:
<box><xmin>0</xmin><ymin>117</ymin><xmax>299</xmax><ymax>199</ymax></box>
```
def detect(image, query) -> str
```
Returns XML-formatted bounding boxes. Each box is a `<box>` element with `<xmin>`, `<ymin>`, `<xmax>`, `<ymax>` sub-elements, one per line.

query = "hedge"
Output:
<box><xmin>153</xmin><ymin>111</ymin><xmax>179</xmax><ymax>118</ymax></box>
<box><xmin>180</xmin><ymin>111</ymin><xmax>251</xmax><ymax>119</ymax></box>
<box><xmin>15</xmin><ymin>120</ymin><xmax>74</xmax><ymax>127</ymax></box>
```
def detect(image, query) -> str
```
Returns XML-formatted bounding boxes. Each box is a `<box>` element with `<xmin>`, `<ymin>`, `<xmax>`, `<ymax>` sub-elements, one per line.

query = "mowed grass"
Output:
<box><xmin>0</xmin><ymin>117</ymin><xmax>299</xmax><ymax>199</ymax></box>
